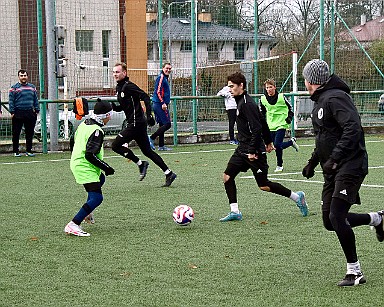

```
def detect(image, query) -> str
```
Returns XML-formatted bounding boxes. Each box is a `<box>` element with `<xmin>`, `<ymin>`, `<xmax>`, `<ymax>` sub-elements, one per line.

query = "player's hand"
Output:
<box><xmin>162</xmin><ymin>103</ymin><xmax>167</xmax><ymax>111</ymax></box>
<box><xmin>247</xmin><ymin>153</ymin><xmax>258</xmax><ymax>161</ymax></box>
<box><xmin>285</xmin><ymin>117</ymin><xmax>292</xmax><ymax>124</ymax></box>
<box><xmin>302</xmin><ymin>162</ymin><xmax>315</xmax><ymax>179</ymax></box>
<box><xmin>322</xmin><ymin>158</ymin><xmax>338</xmax><ymax>174</ymax></box>
<box><xmin>147</xmin><ymin>114</ymin><xmax>156</xmax><ymax>127</ymax></box>
<box><xmin>104</xmin><ymin>166</ymin><xmax>115</xmax><ymax>176</ymax></box>
<box><xmin>265</xmin><ymin>142</ymin><xmax>275</xmax><ymax>153</ymax></box>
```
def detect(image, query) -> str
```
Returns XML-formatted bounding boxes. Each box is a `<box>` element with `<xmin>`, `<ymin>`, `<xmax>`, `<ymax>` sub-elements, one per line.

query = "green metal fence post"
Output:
<box><xmin>172</xmin><ymin>97</ymin><xmax>178</xmax><ymax>146</ymax></box>
<box><xmin>191</xmin><ymin>0</ymin><xmax>197</xmax><ymax>135</ymax></box>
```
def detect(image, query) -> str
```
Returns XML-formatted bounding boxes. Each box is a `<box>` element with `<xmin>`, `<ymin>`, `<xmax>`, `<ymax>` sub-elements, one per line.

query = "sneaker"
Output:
<box><xmin>84</xmin><ymin>212</ymin><xmax>95</xmax><ymax>224</ymax></box>
<box><xmin>158</xmin><ymin>146</ymin><xmax>172</xmax><ymax>151</ymax></box>
<box><xmin>274</xmin><ymin>166</ymin><xmax>284</xmax><ymax>172</ymax></box>
<box><xmin>229</xmin><ymin>140</ymin><xmax>239</xmax><ymax>145</ymax></box>
<box><xmin>337</xmin><ymin>273</ymin><xmax>366</xmax><ymax>287</ymax></box>
<box><xmin>138</xmin><ymin>161</ymin><xmax>149</xmax><ymax>181</ymax></box>
<box><xmin>163</xmin><ymin>172</ymin><xmax>177</xmax><ymax>187</ymax></box>
<box><xmin>148</xmin><ymin>136</ymin><xmax>155</xmax><ymax>150</ymax></box>
<box><xmin>220</xmin><ymin>211</ymin><xmax>243</xmax><ymax>222</ymax></box>
<box><xmin>291</xmin><ymin>137</ymin><xmax>299</xmax><ymax>152</ymax></box>
<box><xmin>295</xmin><ymin>191</ymin><xmax>308</xmax><ymax>217</ymax></box>
<box><xmin>374</xmin><ymin>210</ymin><xmax>384</xmax><ymax>242</ymax></box>
<box><xmin>64</xmin><ymin>221</ymin><xmax>90</xmax><ymax>237</ymax></box>
<box><xmin>14</xmin><ymin>153</ymin><xmax>22</xmax><ymax>157</ymax></box>
<box><xmin>25</xmin><ymin>152</ymin><xmax>35</xmax><ymax>157</ymax></box>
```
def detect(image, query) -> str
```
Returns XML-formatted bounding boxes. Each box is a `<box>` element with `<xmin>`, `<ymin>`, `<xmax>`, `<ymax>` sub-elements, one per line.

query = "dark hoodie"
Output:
<box><xmin>310</xmin><ymin>74</ymin><xmax>368</xmax><ymax>175</ymax></box>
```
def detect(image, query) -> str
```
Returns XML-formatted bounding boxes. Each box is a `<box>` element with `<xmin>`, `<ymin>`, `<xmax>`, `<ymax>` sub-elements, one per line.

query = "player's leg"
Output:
<box><xmin>64</xmin><ymin>181</ymin><xmax>103</xmax><ymax>237</ymax></box>
<box><xmin>252</xmin><ymin>154</ymin><xmax>308</xmax><ymax>216</ymax></box>
<box><xmin>11</xmin><ymin>112</ymin><xmax>24</xmax><ymax>155</ymax></box>
<box><xmin>220</xmin><ymin>153</ymin><xmax>243</xmax><ymax>221</ymax></box>
<box><xmin>24</xmin><ymin>109</ymin><xmax>37</xmax><ymax>155</ymax></box>
<box><xmin>137</xmin><ymin>124</ymin><xmax>176</xmax><ymax>186</ymax></box>
<box><xmin>227</xmin><ymin>109</ymin><xmax>237</xmax><ymax>143</ymax></box>
<box><xmin>273</xmin><ymin>129</ymin><xmax>284</xmax><ymax>171</ymax></box>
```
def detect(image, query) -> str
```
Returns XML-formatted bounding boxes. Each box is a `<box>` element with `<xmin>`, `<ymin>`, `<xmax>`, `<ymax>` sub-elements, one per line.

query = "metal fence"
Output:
<box><xmin>1</xmin><ymin>90</ymin><xmax>383</xmax><ymax>153</ymax></box>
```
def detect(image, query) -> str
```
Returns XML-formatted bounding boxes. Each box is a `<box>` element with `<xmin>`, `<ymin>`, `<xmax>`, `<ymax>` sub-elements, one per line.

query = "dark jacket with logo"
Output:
<box><xmin>310</xmin><ymin>74</ymin><xmax>368</xmax><ymax>175</ymax></box>
<box><xmin>234</xmin><ymin>91</ymin><xmax>272</xmax><ymax>155</ymax></box>
<box><xmin>113</xmin><ymin>77</ymin><xmax>152</xmax><ymax>126</ymax></box>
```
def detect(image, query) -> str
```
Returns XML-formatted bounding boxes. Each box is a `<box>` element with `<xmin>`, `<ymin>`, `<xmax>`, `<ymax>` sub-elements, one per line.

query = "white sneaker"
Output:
<box><xmin>84</xmin><ymin>212</ymin><xmax>95</xmax><ymax>224</ymax></box>
<box><xmin>64</xmin><ymin>221</ymin><xmax>90</xmax><ymax>236</ymax></box>
<box><xmin>274</xmin><ymin>166</ymin><xmax>284</xmax><ymax>172</ymax></box>
<box><xmin>291</xmin><ymin>137</ymin><xmax>299</xmax><ymax>152</ymax></box>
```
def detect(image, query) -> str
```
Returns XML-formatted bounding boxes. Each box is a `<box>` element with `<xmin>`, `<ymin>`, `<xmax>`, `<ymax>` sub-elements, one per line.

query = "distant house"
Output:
<box><xmin>146</xmin><ymin>12</ymin><xmax>278</xmax><ymax>77</ymax></box>
<box><xmin>339</xmin><ymin>15</ymin><xmax>384</xmax><ymax>46</ymax></box>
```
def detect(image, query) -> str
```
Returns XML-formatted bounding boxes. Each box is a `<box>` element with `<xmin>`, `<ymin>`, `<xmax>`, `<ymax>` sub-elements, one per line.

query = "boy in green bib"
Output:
<box><xmin>65</xmin><ymin>100</ymin><xmax>115</xmax><ymax>236</ymax></box>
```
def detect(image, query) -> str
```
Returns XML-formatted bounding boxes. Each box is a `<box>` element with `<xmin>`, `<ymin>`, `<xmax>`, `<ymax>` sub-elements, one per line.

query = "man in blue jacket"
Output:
<box><xmin>9</xmin><ymin>69</ymin><xmax>40</xmax><ymax>157</ymax></box>
<box><xmin>148</xmin><ymin>63</ymin><xmax>173</xmax><ymax>151</ymax></box>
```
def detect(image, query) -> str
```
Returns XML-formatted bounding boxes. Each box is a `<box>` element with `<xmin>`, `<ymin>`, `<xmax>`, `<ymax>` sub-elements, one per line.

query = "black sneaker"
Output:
<box><xmin>337</xmin><ymin>273</ymin><xmax>366</xmax><ymax>287</ymax></box>
<box><xmin>138</xmin><ymin>161</ymin><xmax>149</xmax><ymax>181</ymax></box>
<box><xmin>163</xmin><ymin>172</ymin><xmax>177</xmax><ymax>187</ymax></box>
<box><xmin>375</xmin><ymin>210</ymin><xmax>384</xmax><ymax>242</ymax></box>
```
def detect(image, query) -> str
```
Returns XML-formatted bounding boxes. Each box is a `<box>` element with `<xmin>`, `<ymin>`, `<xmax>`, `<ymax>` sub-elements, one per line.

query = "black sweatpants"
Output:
<box><xmin>12</xmin><ymin>109</ymin><xmax>37</xmax><ymax>153</ymax></box>
<box><xmin>112</xmin><ymin>122</ymin><xmax>169</xmax><ymax>171</ymax></box>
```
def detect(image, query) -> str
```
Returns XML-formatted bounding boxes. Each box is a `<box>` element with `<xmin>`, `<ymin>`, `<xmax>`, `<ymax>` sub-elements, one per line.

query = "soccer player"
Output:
<box><xmin>111</xmin><ymin>62</ymin><xmax>177</xmax><ymax>187</ymax></box>
<box><xmin>259</xmin><ymin>79</ymin><xmax>299</xmax><ymax>172</ymax></box>
<box><xmin>220</xmin><ymin>72</ymin><xmax>308</xmax><ymax>222</ymax></box>
<box><xmin>302</xmin><ymin>59</ymin><xmax>384</xmax><ymax>287</ymax></box>
<box><xmin>65</xmin><ymin>100</ymin><xmax>115</xmax><ymax>237</ymax></box>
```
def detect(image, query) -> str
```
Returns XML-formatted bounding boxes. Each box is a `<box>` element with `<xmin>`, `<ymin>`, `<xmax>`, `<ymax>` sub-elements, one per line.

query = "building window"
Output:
<box><xmin>147</xmin><ymin>43</ymin><xmax>154</xmax><ymax>60</ymax></box>
<box><xmin>207</xmin><ymin>43</ymin><xmax>219</xmax><ymax>61</ymax></box>
<box><xmin>180</xmin><ymin>41</ymin><xmax>192</xmax><ymax>52</ymax></box>
<box><xmin>75</xmin><ymin>30</ymin><xmax>94</xmax><ymax>52</ymax></box>
<box><xmin>102</xmin><ymin>30</ymin><xmax>111</xmax><ymax>58</ymax></box>
<box><xmin>234</xmin><ymin>42</ymin><xmax>245</xmax><ymax>60</ymax></box>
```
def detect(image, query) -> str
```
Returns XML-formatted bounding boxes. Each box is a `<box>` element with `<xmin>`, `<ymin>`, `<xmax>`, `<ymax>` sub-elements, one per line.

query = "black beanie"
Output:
<box><xmin>94</xmin><ymin>99</ymin><xmax>112</xmax><ymax>115</ymax></box>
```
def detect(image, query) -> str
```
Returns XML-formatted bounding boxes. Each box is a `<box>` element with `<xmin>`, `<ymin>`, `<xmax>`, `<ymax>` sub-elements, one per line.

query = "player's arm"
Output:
<box><xmin>84</xmin><ymin>130</ymin><xmax>114</xmax><ymax>175</ymax></box>
<box><xmin>243</xmin><ymin>102</ymin><xmax>263</xmax><ymax>155</ymax></box>
<box><xmin>155</xmin><ymin>75</ymin><xmax>165</xmax><ymax>103</ymax></box>
<box><xmin>33</xmin><ymin>87</ymin><xmax>40</xmax><ymax>113</ymax></box>
<box><xmin>8</xmin><ymin>87</ymin><xmax>15</xmax><ymax>115</ymax></box>
<box><xmin>284</xmin><ymin>96</ymin><xmax>293</xmax><ymax>124</ymax></box>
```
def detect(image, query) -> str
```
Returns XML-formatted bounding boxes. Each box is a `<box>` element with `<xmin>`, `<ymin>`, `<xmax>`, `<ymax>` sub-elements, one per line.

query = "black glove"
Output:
<box><xmin>147</xmin><ymin>114</ymin><xmax>156</xmax><ymax>127</ymax></box>
<box><xmin>285</xmin><ymin>117</ymin><xmax>292</xmax><ymax>124</ymax></box>
<box><xmin>104</xmin><ymin>166</ymin><xmax>115</xmax><ymax>176</ymax></box>
<box><xmin>302</xmin><ymin>162</ymin><xmax>316</xmax><ymax>179</ymax></box>
<box><xmin>322</xmin><ymin>158</ymin><xmax>338</xmax><ymax>174</ymax></box>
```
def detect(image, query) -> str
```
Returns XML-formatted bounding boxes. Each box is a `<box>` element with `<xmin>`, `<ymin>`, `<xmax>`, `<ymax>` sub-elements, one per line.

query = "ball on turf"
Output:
<box><xmin>173</xmin><ymin>204</ymin><xmax>194</xmax><ymax>226</ymax></box>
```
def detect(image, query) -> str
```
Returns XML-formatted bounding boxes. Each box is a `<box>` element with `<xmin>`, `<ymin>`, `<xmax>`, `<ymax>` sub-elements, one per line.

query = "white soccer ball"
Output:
<box><xmin>173</xmin><ymin>204</ymin><xmax>194</xmax><ymax>226</ymax></box>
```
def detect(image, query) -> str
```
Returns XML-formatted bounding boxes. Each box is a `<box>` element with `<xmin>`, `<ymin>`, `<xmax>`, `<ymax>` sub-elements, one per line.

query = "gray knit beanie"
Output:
<box><xmin>302</xmin><ymin>59</ymin><xmax>330</xmax><ymax>85</ymax></box>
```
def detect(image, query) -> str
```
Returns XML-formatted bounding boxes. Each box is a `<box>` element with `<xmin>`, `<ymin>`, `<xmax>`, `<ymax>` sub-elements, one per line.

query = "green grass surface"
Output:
<box><xmin>1</xmin><ymin>135</ymin><xmax>384</xmax><ymax>306</ymax></box>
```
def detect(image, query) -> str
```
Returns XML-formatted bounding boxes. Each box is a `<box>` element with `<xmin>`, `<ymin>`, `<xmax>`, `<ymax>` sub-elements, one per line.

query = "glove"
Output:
<box><xmin>104</xmin><ymin>166</ymin><xmax>115</xmax><ymax>176</ymax></box>
<box><xmin>302</xmin><ymin>162</ymin><xmax>315</xmax><ymax>179</ymax></box>
<box><xmin>147</xmin><ymin>114</ymin><xmax>156</xmax><ymax>127</ymax></box>
<box><xmin>285</xmin><ymin>117</ymin><xmax>292</xmax><ymax>124</ymax></box>
<box><xmin>322</xmin><ymin>158</ymin><xmax>338</xmax><ymax>174</ymax></box>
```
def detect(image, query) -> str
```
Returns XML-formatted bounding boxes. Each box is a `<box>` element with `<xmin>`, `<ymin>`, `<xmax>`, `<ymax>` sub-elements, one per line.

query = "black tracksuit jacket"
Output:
<box><xmin>310</xmin><ymin>74</ymin><xmax>368</xmax><ymax>176</ymax></box>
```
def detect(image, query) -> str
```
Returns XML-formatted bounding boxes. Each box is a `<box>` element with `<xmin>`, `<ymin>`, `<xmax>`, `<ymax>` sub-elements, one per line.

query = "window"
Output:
<box><xmin>147</xmin><ymin>43</ymin><xmax>154</xmax><ymax>60</ymax></box>
<box><xmin>207</xmin><ymin>43</ymin><xmax>219</xmax><ymax>61</ymax></box>
<box><xmin>75</xmin><ymin>30</ymin><xmax>94</xmax><ymax>52</ymax></box>
<box><xmin>102</xmin><ymin>30</ymin><xmax>111</xmax><ymax>58</ymax></box>
<box><xmin>234</xmin><ymin>42</ymin><xmax>245</xmax><ymax>60</ymax></box>
<box><xmin>180</xmin><ymin>41</ymin><xmax>192</xmax><ymax>52</ymax></box>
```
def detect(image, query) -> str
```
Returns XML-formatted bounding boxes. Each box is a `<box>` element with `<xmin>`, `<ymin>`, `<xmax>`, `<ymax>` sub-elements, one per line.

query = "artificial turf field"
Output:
<box><xmin>1</xmin><ymin>135</ymin><xmax>383</xmax><ymax>307</ymax></box>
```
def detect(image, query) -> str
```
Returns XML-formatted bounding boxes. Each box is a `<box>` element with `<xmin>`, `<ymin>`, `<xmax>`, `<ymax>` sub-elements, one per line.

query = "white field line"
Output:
<box><xmin>241</xmin><ymin>167</ymin><xmax>384</xmax><ymax>189</ymax></box>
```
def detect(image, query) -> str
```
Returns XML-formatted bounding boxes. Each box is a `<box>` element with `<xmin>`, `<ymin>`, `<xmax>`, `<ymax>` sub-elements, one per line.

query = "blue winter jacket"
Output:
<box><xmin>152</xmin><ymin>72</ymin><xmax>170</xmax><ymax>104</ymax></box>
